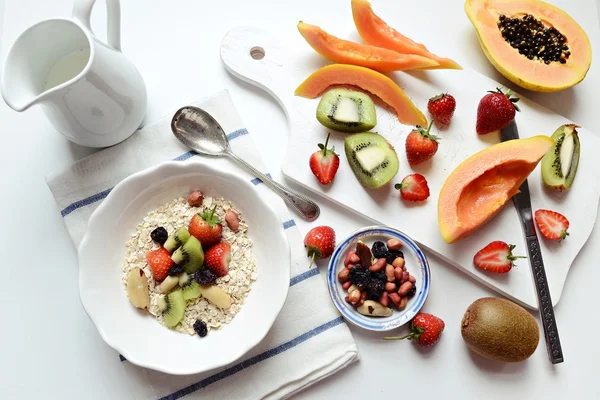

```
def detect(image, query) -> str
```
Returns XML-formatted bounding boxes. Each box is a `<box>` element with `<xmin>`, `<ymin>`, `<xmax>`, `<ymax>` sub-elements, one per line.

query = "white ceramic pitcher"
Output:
<box><xmin>1</xmin><ymin>0</ymin><xmax>147</xmax><ymax>148</ymax></box>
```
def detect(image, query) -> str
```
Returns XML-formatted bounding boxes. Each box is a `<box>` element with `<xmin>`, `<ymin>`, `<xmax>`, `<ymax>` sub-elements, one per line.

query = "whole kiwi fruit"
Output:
<box><xmin>461</xmin><ymin>297</ymin><xmax>540</xmax><ymax>362</ymax></box>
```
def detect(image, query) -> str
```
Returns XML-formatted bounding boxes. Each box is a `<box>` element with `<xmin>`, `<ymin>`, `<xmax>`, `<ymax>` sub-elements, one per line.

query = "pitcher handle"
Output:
<box><xmin>72</xmin><ymin>0</ymin><xmax>121</xmax><ymax>51</ymax></box>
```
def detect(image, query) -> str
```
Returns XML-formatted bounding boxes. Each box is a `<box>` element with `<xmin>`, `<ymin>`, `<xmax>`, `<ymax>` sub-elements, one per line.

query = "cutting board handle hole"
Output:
<box><xmin>250</xmin><ymin>46</ymin><xmax>265</xmax><ymax>60</ymax></box>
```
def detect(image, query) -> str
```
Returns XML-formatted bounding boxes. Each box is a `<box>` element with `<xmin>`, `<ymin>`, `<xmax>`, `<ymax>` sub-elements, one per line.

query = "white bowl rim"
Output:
<box><xmin>77</xmin><ymin>160</ymin><xmax>291</xmax><ymax>374</ymax></box>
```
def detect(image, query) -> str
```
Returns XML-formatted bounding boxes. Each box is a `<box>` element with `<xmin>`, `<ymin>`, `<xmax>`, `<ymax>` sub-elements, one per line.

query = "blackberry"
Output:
<box><xmin>193</xmin><ymin>319</ymin><xmax>208</xmax><ymax>337</ymax></box>
<box><xmin>195</xmin><ymin>269</ymin><xmax>217</xmax><ymax>285</ymax></box>
<box><xmin>385</xmin><ymin>250</ymin><xmax>404</xmax><ymax>264</ymax></box>
<box><xmin>150</xmin><ymin>227</ymin><xmax>168</xmax><ymax>245</ymax></box>
<box><xmin>349</xmin><ymin>266</ymin><xmax>370</xmax><ymax>289</ymax></box>
<box><xmin>366</xmin><ymin>279</ymin><xmax>385</xmax><ymax>300</ymax></box>
<box><xmin>167</xmin><ymin>264</ymin><xmax>185</xmax><ymax>276</ymax></box>
<box><xmin>371</xmin><ymin>241</ymin><xmax>388</xmax><ymax>259</ymax></box>
<box><xmin>407</xmin><ymin>284</ymin><xmax>417</xmax><ymax>297</ymax></box>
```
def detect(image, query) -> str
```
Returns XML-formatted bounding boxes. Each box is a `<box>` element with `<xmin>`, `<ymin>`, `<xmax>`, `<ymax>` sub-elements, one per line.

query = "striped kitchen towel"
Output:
<box><xmin>45</xmin><ymin>89</ymin><xmax>358</xmax><ymax>399</ymax></box>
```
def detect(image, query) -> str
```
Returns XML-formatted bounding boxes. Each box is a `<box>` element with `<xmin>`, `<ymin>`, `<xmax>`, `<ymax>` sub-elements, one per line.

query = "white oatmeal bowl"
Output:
<box><xmin>78</xmin><ymin>160</ymin><xmax>290</xmax><ymax>375</ymax></box>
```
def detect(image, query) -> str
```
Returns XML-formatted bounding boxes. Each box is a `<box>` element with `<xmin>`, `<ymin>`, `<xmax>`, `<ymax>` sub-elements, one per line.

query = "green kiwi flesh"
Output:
<box><xmin>344</xmin><ymin>132</ymin><xmax>399</xmax><ymax>188</ymax></box>
<box><xmin>164</xmin><ymin>227</ymin><xmax>191</xmax><ymax>253</ymax></box>
<box><xmin>171</xmin><ymin>236</ymin><xmax>204</xmax><ymax>274</ymax></box>
<box><xmin>316</xmin><ymin>88</ymin><xmax>376</xmax><ymax>133</ymax></box>
<box><xmin>541</xmin><ymin>124</ymin><xmax>580</xmax><ymax>191</ymax></box>
<box><xmin>160</xmin><ymin>290</ymin><xmax>186</xmax><ymax>328</ymax></box>
<box><xmin>179</xmin><ymin>272</ymin><xmax>202</xmax><ymax>300</ymax></box>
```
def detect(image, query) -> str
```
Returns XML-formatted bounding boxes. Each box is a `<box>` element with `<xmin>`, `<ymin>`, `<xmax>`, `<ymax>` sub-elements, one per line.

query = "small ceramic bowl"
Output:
<box><xmin>327</xmin><ymin>225</ymin><xmax>431</xmax><ymax>332</ymax></box>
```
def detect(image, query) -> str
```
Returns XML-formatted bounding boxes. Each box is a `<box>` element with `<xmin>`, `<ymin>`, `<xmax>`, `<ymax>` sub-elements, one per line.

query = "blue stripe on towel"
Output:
<box><xmin>158</xmin><ymin>316</ymin><xmax>344</xmax><ymax>400</ymax></box>
<box><xmin>283</xmin><ymin>220</ymin><xmax>296</xmax><ymax>230</ymax></box>
<box><xmin>250</xmin><ymin>173</ymin><xmax>272</xmax><ymax>185</ymax></box>
<box><xmin>118</xmin><ymin>267</ymin><xmax>321</xmax><ymax>362</ymax></box>
<box><xmin>60</xmin><ymin>129</ymin><xmax>250</xmax><ymax>218</ymax></box>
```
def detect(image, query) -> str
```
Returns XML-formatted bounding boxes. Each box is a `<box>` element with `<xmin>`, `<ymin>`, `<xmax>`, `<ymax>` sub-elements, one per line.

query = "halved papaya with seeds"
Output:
<box><xmin>297</xmin><ymin>22</ymin><xmax>440</xmax><ymax>72</ymax></box>
<box><xmin>465</xmin><ymin>0</ymin><xmax>592</xmax><ymax>92</ymax></box>
<box><xmin>294</xmin><ymin>63</ymin><xmax>427</xmax><ymax>127</ymax></box>
<box><xmin>351</xmin><ymin>0</ymin><xmax>462</xmax><ymax>70</ymax></box>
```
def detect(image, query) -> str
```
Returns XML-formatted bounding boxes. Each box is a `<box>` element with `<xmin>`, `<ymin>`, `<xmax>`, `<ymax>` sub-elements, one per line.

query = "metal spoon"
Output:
<box><xmin>171</xmin><ymin>106</ymin><xmax>320</xmax><ymax>221</ymax></box>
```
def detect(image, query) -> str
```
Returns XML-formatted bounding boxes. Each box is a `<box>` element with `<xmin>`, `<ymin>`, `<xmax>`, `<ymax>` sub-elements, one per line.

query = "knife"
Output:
<box><xmin>500</xmin><ymin>120</ymin><xmax>564</xmax><ymax>364</ymax></box>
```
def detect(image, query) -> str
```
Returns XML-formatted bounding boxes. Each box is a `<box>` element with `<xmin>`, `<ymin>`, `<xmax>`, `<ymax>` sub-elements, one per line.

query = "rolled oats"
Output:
<box><xmin>122</xmin><ymin>196</ymin><xmax>257</xmax><ymax>336</ymax></box>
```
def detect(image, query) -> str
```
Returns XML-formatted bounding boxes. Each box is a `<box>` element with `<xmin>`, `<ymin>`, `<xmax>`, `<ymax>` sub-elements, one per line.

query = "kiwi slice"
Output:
<box><xmin>164</xmin><ymin>227</ymin><xmax>191</xmax><ymax>253</ymax></box>
<box><xmin>159</xmin><ymin>290</ymin><xmax>186</xmax><ymax>328</ymax></box>
<box><xmin>178</xmin><ymin>272</ymin><xmax>201</xmax><ymax>301</ymax></box>
<box><xmin>541</xmin><ymin>124</ymin><xmax>580</xmax><ymax>191</ymax></box>
<box><xmin>171</xmin><ymin>236</ymin><xmax>204</xmax><ymax>274</ymax></box>
<box><xmin>316</xmin><ymin>88</ymin><xmax>376</xmax><ymax>133</ymax></box>
<box><xmin>344</xmin><ymin>132</ymin><xmax>399</xmax><ymax>188</ymax></box>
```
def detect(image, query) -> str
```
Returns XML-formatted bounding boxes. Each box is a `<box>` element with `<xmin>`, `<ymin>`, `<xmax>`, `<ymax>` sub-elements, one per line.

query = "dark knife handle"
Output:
<box><xmin>526</xmin><ymin>236</ymin><xmax>564</xmax><ymax>364</ymax></box>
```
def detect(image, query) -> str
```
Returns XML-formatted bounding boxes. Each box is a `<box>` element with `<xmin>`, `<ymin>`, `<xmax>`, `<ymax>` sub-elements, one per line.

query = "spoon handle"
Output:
<box><xmin>226</xmin><ymin>151</ymin><xmax>320</xmax><ymax>221</ymax></box>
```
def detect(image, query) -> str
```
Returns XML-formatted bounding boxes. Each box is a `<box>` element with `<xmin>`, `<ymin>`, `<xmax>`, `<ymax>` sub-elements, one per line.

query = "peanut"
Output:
<box><xmin>344</xmin><ymin>250</ymin><xmax>356</xmax><ymax>267</ymax></box>
<box><xmin>386</xmin><ymin>238</ymin><xmax>403</xmax><ymax>251</ymax></box>
<box><xmin>361</xmin><ymin>291</ymin><xmax>367</xmax><ymax>302</ymax></box>
<box><xmin>388</xmin><ymin>292</ymin><xmax>401</xmax><ymax>307</ymax></box>
<box><xmin>399</xmin><ymin>296</ymin><xmax>408</xmax><ymax>310</ymax></box>
<box><xmin>369</xmin><ymin>258</ymin><xmax>386</xmax><ymax>272</ymax></box>
<box><xmin>394</xmin><ymin>267</ymin><xmax>403</xmax><ymax>282</ymax></box>
<box><xmin>348</xmin><ymin>284</ymin><xmax>358</xmax><ymax>293</ymax></box>
<box><xmin>385</xmin><ymin>264</ymin><xmax>395</xmax><ymax>282</ymax></box>
<box><xmin>358</xmin><ymin>298</ymin><xmax>365</xmax><ymax>307</ymax></box>
<box><xmin>357</xmin><ymin>300</ymin><xmax>393</xmax><ymax>317</ymax></box>
<box><xmin>187</xmin><ymin>190</ymin><xmax>204</xmax><ymax>207</ymax></box>
<box><xmin>225</xmin><ymin>210</ymin><xmax>240</xmax><ymax>231</ymax></box>
<box><xmin>408</xmin><ymin>274</ymin><xmax>416</xmax><ymax>283</ymax></box>
<box><xmin>385</xmin><ymin>282</ymin><xmax>397</xmax><ymax>292</ymax></box>
<box><xmin>338</xmin><ymin>268</ymin><xmax>350</xmax><ymax>283</ymax></box>
<box><xmin>349</xmin><ymin>289</ymin><xmax>361</xmax><ymax>304</ymax></box>
<box><xmin>345</xmin><ymin>295</ymin><xmax>352</xmax><ymax>305</ymax></box>
<box><xmin>402</xmin><ymin>265</ymin><xmax>407</xmax><ymax>271</ymax></box>
<box><xmin>379</xmin><ymin>292</ymin><xmax>389</xmax><ymax>307</ymax></box>
<box><xmin>401</xmin><ymin>271</ymin><xmax>409</xmax><ymax>284</ymax></box>
<box><xmin>342</xmin><ymin>281</ymin><xmax>352</xmax><ymax>290</ymax></box>
<box><xmin>392</xmin><ymin>257</ymin><xmax>405</xmax><ymax>269</ymax></box>
<box><xmin>349</xmin><ymin>253</ymin><xmax>361</xmax><ymax>265</ymax></box>
<box><xmin>398</xmin><ymin>281</ymin><xmax>413</xmax><ymax>297</ymax></box>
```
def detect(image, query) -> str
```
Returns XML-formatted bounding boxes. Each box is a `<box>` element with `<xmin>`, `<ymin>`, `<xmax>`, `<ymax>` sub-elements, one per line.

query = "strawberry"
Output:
<box><xmin>189</xmin><ymin>205</ymin><xmax>223</xmax><ymax>248</ymax></box>
<box><xmin>146</xmin><ymin>247</ymin><xmax>174</xmax><ymax>282</ymax></box>
<box><xmin>405</xmin><ymin>120</ymin><xmax>438</xmax><ymax>166</ymax></box>
<box><xmin>476</xmin><ymin>87</ymin><xmax>520</xmax><ymax>135</ymax></box>
<box><xmin>304</xmin><ymin>226</ymin><xmax>336</xmax><ymax>268</ymax></box>
<box><xmin>204</xmin><ymin>242</ymin><xmax>231</xmax><ymax>277</ymax></box>
<box><xmin>427</xmin><ymin>93</ymin><xmax>456</xmax><ymax>125</ymax></box>
<box><xmin>394</xmin><ymin>174</ymin><xmax>430</xmax><ymax>201</ymax></box>
<box><xmin>534</xmin><ymin>209</ymin><xmax>570</xmax><ymax>241</ymax></box>
<box><xmin>309</xmin><ymin>132</ymin><xmax>340</xmax><ymax>185</ymax></box>
<box><xmin>384</xmin><ymin>312</ymin><xmax>445</xmax><ymax>347</ymax></box>
<box><xmin>473</xmin><ymin>241</ymin><xmax>526</xmax><ymax>274</ymax></box>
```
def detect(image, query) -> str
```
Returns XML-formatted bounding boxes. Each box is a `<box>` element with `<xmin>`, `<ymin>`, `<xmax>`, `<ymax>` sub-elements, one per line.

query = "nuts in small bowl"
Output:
<box><xmin>327</xmin><ymin>226</ymin><xmax>430</xmax><ymax>332</ymax></box>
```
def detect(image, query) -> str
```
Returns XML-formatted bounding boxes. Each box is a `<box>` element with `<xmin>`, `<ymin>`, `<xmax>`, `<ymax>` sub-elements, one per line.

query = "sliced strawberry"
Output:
<box><xmin>204</xmin><ymin>242</ymin><xmax>231</xmax><ymax>277</ymax></box>
<box><xmin>189</xmin><ymin>205</ymin><xmax>223</xmax><ymax>248</ymax></box>
<box><xmin>534</xmin><ymin>209</ymin><xmax>570</xmax><ymax>241</ymax></box>
<box><xmin>146</xmin><ymin>247</ymin><xmax>174</xmax><ymax>282</ymax></box>
<box><xmin>394</xmin><ymin>174</ymin><xmax>430</xmax><ymax>201</ymax></box>
<box><xmin>473</xmin><ymin>241</ymin><xmax>526</xmax><ymax>274</ymax></box>
<box><xmin>309</xmin><ymin>133</ymin><xmax>340</xmax><ymax>185</ymax></box>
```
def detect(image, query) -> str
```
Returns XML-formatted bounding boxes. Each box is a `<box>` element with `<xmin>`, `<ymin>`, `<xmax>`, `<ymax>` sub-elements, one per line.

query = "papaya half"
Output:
<box><xmin>465</xmin><ymin>0</ymin><xmax>592</xmax><ymax>92</ymax></box>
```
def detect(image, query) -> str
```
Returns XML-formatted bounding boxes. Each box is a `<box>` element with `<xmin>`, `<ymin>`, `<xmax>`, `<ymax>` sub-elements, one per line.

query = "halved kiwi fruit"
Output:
<box><xmin>541</xmin><ymin>124</ymin><xmax>580</xmax><ymax>191</ymax></box>
<box><xmin>344</xmin><ymin>132</ymin><xmax>399</xmax><ymax>188</ymax></box>
<box><xmin>316</xmin><ymin>88</ymin><xmax>377</xmax><ymax>133</ymax></box>
<box><xmin>171</xmin><ymin>236</ymin><xmax>204</xmax><ymax>274</ymax></box>
<box><xmin>164</xmin><ymin>227</ymin><xmax>191</xmax><ymax>253</ymax></box>
<box><xmin>158</xmin><ymin>290</ymin><xmax>186</xmax><ymax>328</ymax></box>
<box><xmin>179</xmin><ymin>272</ymin><xmax>201</xmax><ymax>300</ymax></box>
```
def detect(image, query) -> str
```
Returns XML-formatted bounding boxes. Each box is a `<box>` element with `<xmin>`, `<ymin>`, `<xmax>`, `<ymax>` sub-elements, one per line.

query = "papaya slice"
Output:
<box><xmin>465</xmin><ymin>0</ymin><xmax>591</xmax><ymax>92</ymax></box>
<box><xmin>297</xmin><ymin>22</ymin><xmax>439</xmax><ymax>72</ymax></box>
<box><xmin>295</xmin><ymin>63</ymin><xmax>427</xmax><ymax>127</ymax></box>
<box><xmin>437</xmin><ymin>135</ymin><xmax>553</xmax><ymax>244</ymax></box>
<box><xmin>351</xmin><ymin>0</ymin><xmax>462</xmax><ymax>70</ymax></box>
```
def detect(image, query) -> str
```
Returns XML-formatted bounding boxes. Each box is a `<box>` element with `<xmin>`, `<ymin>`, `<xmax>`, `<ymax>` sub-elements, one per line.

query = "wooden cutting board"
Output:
<box><xmin>219</xmin><ymin>26</ymin><xmax>600</xmax><ymax>310</ymax></box>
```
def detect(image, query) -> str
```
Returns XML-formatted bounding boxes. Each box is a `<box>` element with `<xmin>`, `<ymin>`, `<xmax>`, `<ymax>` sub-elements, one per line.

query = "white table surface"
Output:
<box><xmin>1</xmin><ymin>0</ymin><xmax>599</xmax><ymax>399</ymax></box>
